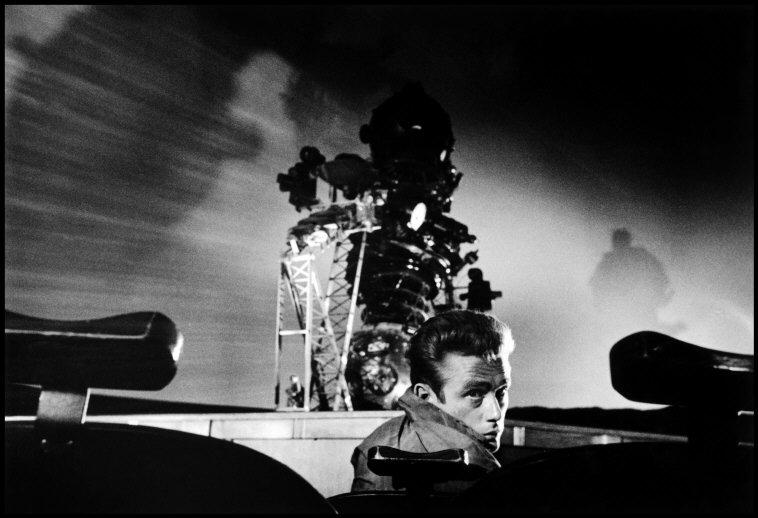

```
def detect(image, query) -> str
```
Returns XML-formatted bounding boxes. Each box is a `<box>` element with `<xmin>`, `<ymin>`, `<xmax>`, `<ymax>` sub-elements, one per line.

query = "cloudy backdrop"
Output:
<box><xmin>5</xmin><ymin>5</ymin><xmax>753</xmax><ymax>409</ymax></box>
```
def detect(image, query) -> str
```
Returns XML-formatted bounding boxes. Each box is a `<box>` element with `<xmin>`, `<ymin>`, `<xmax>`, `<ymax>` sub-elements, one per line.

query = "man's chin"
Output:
<box><xmin>483</xmin><ymin>436</ymin><xmax>500</xmax><ymax>452</ymax></box>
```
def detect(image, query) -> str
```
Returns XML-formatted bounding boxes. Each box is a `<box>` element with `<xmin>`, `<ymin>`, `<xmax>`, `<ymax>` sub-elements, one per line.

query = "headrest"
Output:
<box><xmin>610</xmin><ymin>331</ymin><xmax>753</xmax><ymax>410</ymax></box>
<box><xmin>367</xmin><ymin>446</ymin><xmax>484</xmax><ymax>484</ymax></box>
<box><xmin>5</xmin><ymin>310</ymin><xmax>182</xmax><ymax>391</ymax></box>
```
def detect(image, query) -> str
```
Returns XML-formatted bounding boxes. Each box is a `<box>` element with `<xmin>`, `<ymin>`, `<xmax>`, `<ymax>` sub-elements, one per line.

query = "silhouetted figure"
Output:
<box><xmin>285</xmin><ymin>374</ymin><xmax>305</xmax><ymax>407</ymax></box>
<box><xmin>590</xmin><ymin>229</ymin><xmax>678</xmax><ymax>336</ymax></box>
<box><xmin>460</xmin><ymin>268</ymin><xmax>502</xmax><ymax>312</ymax></box>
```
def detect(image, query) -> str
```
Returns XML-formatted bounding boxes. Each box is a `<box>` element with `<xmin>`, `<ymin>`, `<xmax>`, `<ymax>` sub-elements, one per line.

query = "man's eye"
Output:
<box><xmin>466</xmin><ymin>390</ymin><xmax>485</xmax><ymax>399</ymax></box>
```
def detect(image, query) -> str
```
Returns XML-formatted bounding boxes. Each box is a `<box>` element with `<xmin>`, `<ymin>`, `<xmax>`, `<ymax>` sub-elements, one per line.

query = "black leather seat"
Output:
<box><xmin>4</xmin><ymin>310</ymin><xmax>335</xmax><ymax>514</ymax></box>
<box><xmin>6</xmin><ymin>420</ymin><xmax>334</xmax><ymax>513</ymax></box>
<box><xmin>457</xmin><ymin>440</ymin><xmax>753</xmax><ymax>513</ymax></box>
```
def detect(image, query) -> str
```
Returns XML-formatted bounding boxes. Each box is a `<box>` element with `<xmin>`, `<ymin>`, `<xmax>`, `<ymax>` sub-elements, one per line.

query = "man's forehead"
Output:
<box><xmin>441</xmin><ymin>351</ymin><xmax>510</xmax><ymax>384</ymax></box>
<box><xmin>469</xmin><ymin>355</ymin><xmax>509</xmax><ymax>379</ymax></box>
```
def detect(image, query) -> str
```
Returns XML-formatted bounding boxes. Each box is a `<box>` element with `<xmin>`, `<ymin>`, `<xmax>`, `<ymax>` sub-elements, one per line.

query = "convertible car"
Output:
<box><xmin>4</xmin><ymin>309</ymin><xmax>753</xmax><ymax>513</ymax></box>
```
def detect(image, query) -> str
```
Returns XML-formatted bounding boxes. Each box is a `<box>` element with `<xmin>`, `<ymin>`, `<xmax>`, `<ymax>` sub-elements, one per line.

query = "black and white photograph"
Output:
<box><xmin>5</xmin><ymin>4</ymin><xmax>753</xmax><ymax>513</ymax></box>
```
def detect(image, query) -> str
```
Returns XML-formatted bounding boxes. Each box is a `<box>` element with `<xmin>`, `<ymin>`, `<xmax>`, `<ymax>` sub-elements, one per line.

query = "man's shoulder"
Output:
<box><xmin>355</xmin><ymin>414</ymin><xmax>406</xmax><ymax>452</ymax></box>
<box><xmin>350</xmin><ymin>414</ymin><xmax>408</xmax><ymax>492</ymax></box>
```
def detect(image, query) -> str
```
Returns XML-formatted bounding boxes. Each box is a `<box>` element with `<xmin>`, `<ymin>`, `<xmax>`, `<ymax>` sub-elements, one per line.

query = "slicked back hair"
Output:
<box><xmin>408</xmin><ymin>310</ymin><xmax>514</xmax><ymax>402</ymax></box>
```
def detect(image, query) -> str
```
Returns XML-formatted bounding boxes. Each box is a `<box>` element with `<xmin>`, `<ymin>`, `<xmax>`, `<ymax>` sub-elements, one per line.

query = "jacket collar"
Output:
<box><xmin>396</xmin><ymin>387</ymin><xmax>500</xmax><ymax>469</ymax></box>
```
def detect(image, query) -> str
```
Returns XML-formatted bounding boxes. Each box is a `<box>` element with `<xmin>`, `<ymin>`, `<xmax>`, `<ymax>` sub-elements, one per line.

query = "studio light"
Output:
<box><xmin>407</xmin><ymin>202</ymin><xmax>426</xmax><ymax>231</ymax></box>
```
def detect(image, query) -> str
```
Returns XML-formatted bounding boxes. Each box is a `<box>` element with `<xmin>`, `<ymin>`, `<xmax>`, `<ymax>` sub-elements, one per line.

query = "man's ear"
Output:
<box><xmin>413</xmin><ymin>383</ymin><xmax>440</xmax><ymax>404</ymax></box>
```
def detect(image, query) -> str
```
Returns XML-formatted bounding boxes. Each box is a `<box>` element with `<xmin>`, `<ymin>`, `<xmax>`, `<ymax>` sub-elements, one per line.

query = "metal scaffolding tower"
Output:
<box><xmin>274</xmin><ymin>227</ymin><xmax>372</xmax><ymax>411</ymax></box>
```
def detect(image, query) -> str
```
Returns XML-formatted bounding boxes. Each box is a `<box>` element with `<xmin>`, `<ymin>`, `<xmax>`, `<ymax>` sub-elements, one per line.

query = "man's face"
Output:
<box><xmin>432</xmin><ymin>351</ymin><xmax>510</xmax><ymax>452</ymax></box>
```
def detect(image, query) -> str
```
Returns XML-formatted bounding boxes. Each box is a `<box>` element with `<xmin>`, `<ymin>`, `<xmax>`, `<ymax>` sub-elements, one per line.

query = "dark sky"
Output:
<box><xmin>203</xmin><ymin>4</ymin><xmax>754</xmax><ymax>204</ymax></box>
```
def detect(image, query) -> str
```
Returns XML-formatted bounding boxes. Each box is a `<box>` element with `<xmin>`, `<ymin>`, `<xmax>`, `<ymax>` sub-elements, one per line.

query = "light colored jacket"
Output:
<box><xmin>350</xmin><ymin>388</ymin><xmax>501</xmax><ymax>493</ymax></box>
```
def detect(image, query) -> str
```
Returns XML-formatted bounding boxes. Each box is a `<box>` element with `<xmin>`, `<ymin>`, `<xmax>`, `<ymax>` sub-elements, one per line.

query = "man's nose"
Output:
<box><xmin>483</xmin><ymin>392</ymin><xmax>502</xmax><ymax>422</ymax></box>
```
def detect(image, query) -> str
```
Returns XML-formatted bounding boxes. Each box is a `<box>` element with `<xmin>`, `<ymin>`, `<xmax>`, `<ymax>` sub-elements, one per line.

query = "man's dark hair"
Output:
<box><xmin>408</xmin><ymin>310</ymin><xmax>513</xmax><ymax>402</ymax></box>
